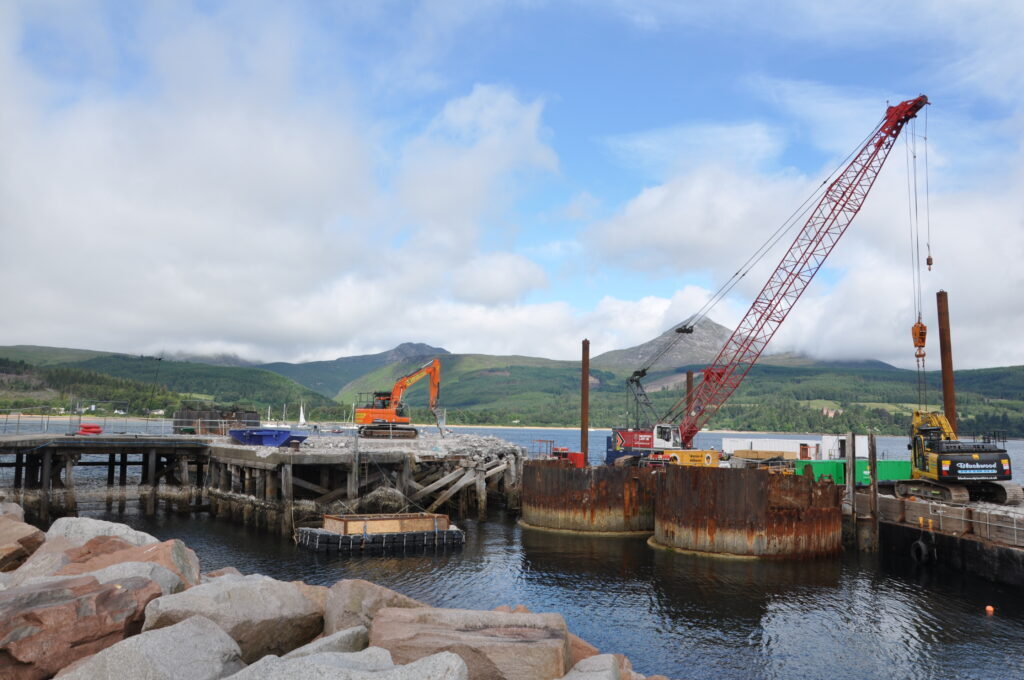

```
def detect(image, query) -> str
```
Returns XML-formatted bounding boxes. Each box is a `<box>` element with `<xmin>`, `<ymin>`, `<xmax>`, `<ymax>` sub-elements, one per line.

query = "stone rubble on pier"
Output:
<box><xmin>0</xmin><ymin>505</ymin><xmax>674</xmax><ymax>680</ymax></box>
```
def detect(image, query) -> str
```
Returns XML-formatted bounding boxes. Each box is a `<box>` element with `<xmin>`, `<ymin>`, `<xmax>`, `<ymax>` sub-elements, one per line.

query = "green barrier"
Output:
<box><xmin>794</xmin><ymin>459</ymin><xmax>910</xmax><ymax>483</ymax></box>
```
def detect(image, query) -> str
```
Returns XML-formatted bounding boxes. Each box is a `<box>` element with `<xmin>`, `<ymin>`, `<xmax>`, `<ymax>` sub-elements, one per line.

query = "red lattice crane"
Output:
<box><xmin>659</xmin><ymin>95</ymin><xmax>929</xmax><ymax>448</ymax></box>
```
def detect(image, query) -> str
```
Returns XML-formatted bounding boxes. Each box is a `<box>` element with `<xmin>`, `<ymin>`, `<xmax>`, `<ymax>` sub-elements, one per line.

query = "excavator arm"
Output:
<box><xmin>390</xmin><ymin>358</ymin><xmax>442</xmax><ymax>412</ymax></box>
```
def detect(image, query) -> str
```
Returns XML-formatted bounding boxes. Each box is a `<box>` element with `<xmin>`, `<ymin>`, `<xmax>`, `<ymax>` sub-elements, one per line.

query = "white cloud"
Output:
<box><xmin>606</xmin><ymin>121</ymin><xmax>785</xmax><ymax>178</ymax></box>
<box><xmin>2</xmin><ymin>0</ymin><xmax>1022</xmax><ymax>374</ymax></box>
<box><xmin>587</xmin><ymin>165</ymin><xmax>809</xmax><ymax>283</ymax></box>
<box><xmin>396</xmin><ymin>84</ymin><xmax>558</xmax><ymax>251</ymax></box>
<box><xmin>560</xmin><ymin>192</ymin><xmax>600</xmax><ymax>221</ymax></box>
<box><xmin>450</xmin><ymin>252</ymin><xmax>548</xmax><ymax>304</ymax></box>
<box><xmin>0</xmin><ymin>5</ymin><xmax>561</xmax><ymax>363</ymax></box>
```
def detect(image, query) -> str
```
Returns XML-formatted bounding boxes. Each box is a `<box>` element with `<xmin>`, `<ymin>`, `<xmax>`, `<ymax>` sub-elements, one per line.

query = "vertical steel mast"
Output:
<box><xmin>668</xmin><ymin>95</ymin><xmax>928</xmax><ymax>447</ymax></box>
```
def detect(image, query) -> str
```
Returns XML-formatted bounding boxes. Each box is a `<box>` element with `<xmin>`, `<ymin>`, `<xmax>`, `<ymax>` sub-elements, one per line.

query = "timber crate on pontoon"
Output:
<box><xmin>296</xmin><ymin>512</ymin><xmax>465</xmax><ymax>554</ymax></box>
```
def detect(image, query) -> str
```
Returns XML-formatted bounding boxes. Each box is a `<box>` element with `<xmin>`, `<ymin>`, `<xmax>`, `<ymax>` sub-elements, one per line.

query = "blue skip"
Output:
<box><xmin>228</xmin><ymin>428</ymin><xmax>308</xmax><ymax>447</ymax></box>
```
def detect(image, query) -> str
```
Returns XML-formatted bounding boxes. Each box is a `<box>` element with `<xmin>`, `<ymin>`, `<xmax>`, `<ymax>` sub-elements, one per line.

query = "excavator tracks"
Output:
<box><xmin>980</xmin><ymin>481</ymin><xmax>1024</xmax><ymax>506</ymax></box>
<box><xmin>358</xmin><ymin>425</ymin><xmax>419</xmax><ymax>440</ymax></box>
<box><xmin>894</xmin><ymin>480</ymin><xmax>970</xmax><ymax>504</ymax></box>
<box><xmin>894</xmin><ymin>479</ymin><xmax>1024</xmax><ymax>506</ymax></box>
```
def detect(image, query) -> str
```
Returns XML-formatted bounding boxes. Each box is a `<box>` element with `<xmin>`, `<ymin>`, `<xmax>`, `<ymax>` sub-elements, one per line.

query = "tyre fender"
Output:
<box><xmin>910</xmin><ymin>539</ymin><xmax>931</xmax><ymax>564</ymax></box>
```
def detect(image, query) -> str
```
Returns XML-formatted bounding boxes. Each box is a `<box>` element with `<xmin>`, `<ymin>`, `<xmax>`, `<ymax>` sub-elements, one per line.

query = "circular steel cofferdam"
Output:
<box><xmin>652</xmin><ymin>465</ymin><xmax>842</xmax><ymax>558</ymax></box>
<box><xmin>521</xmin><ymin>461</ymin><xmax>658</xmax><ymax>533</ymax></box>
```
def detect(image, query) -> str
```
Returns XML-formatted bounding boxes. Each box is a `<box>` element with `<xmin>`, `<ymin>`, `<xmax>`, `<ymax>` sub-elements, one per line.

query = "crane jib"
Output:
<box><xmin>668</xmin><ymin>95</ymin><xmax>928</xmax><ymax>448</ymax></box>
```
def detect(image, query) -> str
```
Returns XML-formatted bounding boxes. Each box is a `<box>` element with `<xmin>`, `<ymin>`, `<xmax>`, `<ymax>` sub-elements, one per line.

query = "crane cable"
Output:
<box><xmin>905</xmin><ymin>117</ymin><xmax>930</xmax><ymax>409</ymax></box>
<box><xmin>641</xmin><ymin>116</ymin><xmax>888</xmax><ymax>375</ymax></box>
<box><xmin>924</xmin><ymin>106</ymin><xmax>933</xmax><ymax>270</ymax></box>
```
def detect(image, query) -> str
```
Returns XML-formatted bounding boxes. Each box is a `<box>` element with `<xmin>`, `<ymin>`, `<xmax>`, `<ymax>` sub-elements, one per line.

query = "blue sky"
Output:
<box><xmin>2</xmin><ymin>1</ymin><xmax>1022</xmax><ymax>368</ymax></box>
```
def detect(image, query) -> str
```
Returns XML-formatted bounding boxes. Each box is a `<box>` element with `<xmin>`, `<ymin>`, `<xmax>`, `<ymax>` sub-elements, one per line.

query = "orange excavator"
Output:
<box><xmin>354</xmin><ymin>358</ymin><xmax>442</xmax><ymax>439</ymax></box>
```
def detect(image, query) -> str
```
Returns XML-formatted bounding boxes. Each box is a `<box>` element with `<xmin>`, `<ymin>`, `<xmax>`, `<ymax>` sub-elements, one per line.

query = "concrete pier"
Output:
<box><xmin>850</xmin><ymin>488</ymin><xmax>1024</xmax><ymax>587</ymax></box>
<box><xmin>0</xmin><ymin>431</ymin><xmax>524</xmax><ymax>534</ymax></box>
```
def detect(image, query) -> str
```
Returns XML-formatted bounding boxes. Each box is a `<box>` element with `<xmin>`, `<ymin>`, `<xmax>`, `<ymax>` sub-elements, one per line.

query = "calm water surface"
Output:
<box><xmin>9</xmin><ymin>425</ymin><xmax>1024</xmax><ymax>679</ymax></box>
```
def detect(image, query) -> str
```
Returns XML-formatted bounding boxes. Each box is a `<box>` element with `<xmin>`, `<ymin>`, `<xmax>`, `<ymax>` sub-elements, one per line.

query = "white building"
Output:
<box><xmin>722</xmin><ymin>437</ymin><xmax>822</xmax><ymax>459</ymax></box>
<box><xmin>820</xmin><ymin>434</ymin><xmax>871</xmax><ymax>460</ymax></box>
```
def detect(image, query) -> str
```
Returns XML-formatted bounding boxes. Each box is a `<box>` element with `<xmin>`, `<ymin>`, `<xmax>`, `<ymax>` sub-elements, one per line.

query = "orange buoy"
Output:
<box><xmin>985</xmin><ymin>605</ymin><xmax>995</xmax><ymax>615</ymax></box>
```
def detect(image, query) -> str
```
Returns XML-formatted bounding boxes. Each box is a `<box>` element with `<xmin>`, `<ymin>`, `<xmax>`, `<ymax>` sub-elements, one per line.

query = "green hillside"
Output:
<box><xmin>337</xmin><ymin>354</ymin><xmax>617</xmax><ymax>406</ymax></box>
<box><xmin>262</xmin><ymin>356</ymin><xmax>384</xmax><ymax>398</ymax></box>
<box><xmin>66</xmin><ymin>355</ymin><xmax>332</xmax><ymax>412</ymax></box>
<box><xmin>381</xmin><ymin>359</ymin><xmax>1024</xmax><ymax>436</ymax></box>
<box><xmin>261</xmin><ymin>343</ymin><xmax>448</xmax><ymax>398</ymax></box>
<box><xmin>4</xmin><ymin>342</ymin><xmax>1024</xmax><ymax>436</ymax></box>
<box><xmin>0</xmin><ymin>345</ymin><xmax>114</xmax><ymax>366</ymax></box>
<box><xmin>0</xmin><ymin>358</ymin><xmax>182</xmax><ymax>414</ymax></box>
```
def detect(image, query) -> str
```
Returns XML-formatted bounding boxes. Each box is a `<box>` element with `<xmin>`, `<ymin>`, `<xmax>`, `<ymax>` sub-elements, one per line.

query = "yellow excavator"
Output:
<box><xmin>896</xmin><ymin>410</ymin><xmax>1022</xmax><ymax>505</ymax></box>
<box><xmin>895</xmin><ymin>302</ymin><xmax>1021</xmax><ymax>505</ymax></box>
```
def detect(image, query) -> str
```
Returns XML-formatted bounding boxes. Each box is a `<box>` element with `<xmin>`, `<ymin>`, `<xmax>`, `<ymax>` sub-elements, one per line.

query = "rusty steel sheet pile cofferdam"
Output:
<box><xmin>521</xmin><ymin>460</ymin><xmax>659</xmax><ymax>533</ymax></box>
<box><xmin>653</xmin><ymin>466</ymin><xmax>842</xmax><ymax>558</ymax></box>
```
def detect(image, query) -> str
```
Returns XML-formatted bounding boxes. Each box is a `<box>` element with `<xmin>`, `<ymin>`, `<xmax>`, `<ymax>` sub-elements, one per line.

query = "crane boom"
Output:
<box><xmin>664</xmin><ymin>95</ymin><xmax>928</xmax><ymax>447</ymax></box>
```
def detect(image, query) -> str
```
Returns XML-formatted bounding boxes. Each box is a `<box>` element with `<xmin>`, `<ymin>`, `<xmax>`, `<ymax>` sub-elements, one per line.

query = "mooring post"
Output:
<box><xmin>119</xmin><ymin>452</ymin><xmax>127</xmax><ymax>486</ymax></box>
<box><xmin>245</xmin><ymin>467</ymin><xmax>256</xmax><ymax>496</ymax></box>
<box><xmin>25</xmin><ymin>454</ymin><xmax>38</xmax><ymax>489</ymax></box>
<box><xmin>267</xmin><ymin>467</ymin><xmax>279</xmax><ymax>501</ymax></box>
<box><xmin>846</xmin><ymin>432</ymin><xmax>857</xmax><ymax>550</ymax></box>
<box><xmin>177</xmin><ymin>456</ymin><xmax>192</xmax><ymax>511</ymax></box>
<box><xmin>107</xmin><ymin>453</ymin><xmax>116</xmax><ymax>486</ymax></box>
<box><xmin>401</xmin><ymin>456</ymin><xmax>412</xmax><ymax>497</ymax></box>
<box><xmin>145</xmin><ymin>448</ymin><xmax>157</xmax><ymax>517</ymax></box>
<box><xmin>281</xmin><ymin>462</ymin><xmax>294</xmax><ymax>535</ymax></box>
<box><xmin>63</xmin><ymin>453</ymin><xmax>77</xmax><ymax>515</ymax></box>
<box><xmin>936</xmin><ymin>290</ymin><xmax>958</xmax><ymax>436</ymax></box>
<box><xmin>14</xmin><ymin>451</ymin><xmax>23</xmax><ymax>489</ymax></box>
<box><xmin>348</xmin><ymin>450</ymin><xmax>360</xmax><ymax>501</ymax></box>
<box><xmin>40</xmin><ymin>450</ymin><xmax>52</xmax><ymax>524</ymax></box>
<box><xmin>178</xmin><ymin>456</ymin><xmax>190</xmax><ymax>487</ymax></box>
<box><xmin>580</xmin><ymin>338</ymin><xmax>590</xmax><ymax>462</ymax></box>
<box><xmin>868</xmin><ymin>433</ymin><xmax>878</xmax><ymax>552</ymax></box>
<box><xmin>459</xmin><ymin>482</ymin><xmax>470</xmax><ymax>517</ymax></box>
<box><xmin>282</xmin><ymin>463</ymin><xmax>293</xmax><ymax>502</ymax></box>
<box><xmin>845</xmin><ymin>433</ymin><xmax>856</xmax><ymax>511</ymax></box>
<box><xmin>476</xmin><ymin>464</ymin><xmax>487</xmax><ymax>520</ymax></box>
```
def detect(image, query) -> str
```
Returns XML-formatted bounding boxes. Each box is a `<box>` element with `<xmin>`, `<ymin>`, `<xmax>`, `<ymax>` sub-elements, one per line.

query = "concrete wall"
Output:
<box><xmin>880</xmin><ymin>520</ymin><xmax>1024</xmax><ymax>587</ymax></box>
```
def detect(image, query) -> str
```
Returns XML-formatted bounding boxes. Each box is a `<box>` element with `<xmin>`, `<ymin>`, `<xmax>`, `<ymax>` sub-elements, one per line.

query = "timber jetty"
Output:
<box><xmin>0</xmin><ymin>430</ymin><xmax>524</xmax><ymax>534</ymax></box>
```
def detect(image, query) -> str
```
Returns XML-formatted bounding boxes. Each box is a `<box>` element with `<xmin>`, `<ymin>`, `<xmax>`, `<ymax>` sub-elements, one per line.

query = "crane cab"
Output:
<box><xmin>653</xmin><ymin>423</ymin><xmax>681</xmax><ymax>450</ymax></box>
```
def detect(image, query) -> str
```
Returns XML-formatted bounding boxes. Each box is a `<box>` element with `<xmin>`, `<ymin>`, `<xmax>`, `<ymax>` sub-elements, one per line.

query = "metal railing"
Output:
<box><xmin>905</xmin><ymin>498</ymin><xmax>1024</xmax><ymax>548</ymax></box>
<box><xmin>0</xmin><ymin>414</ymin><xmax>366</xmax><ymax>438</ymax></box>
